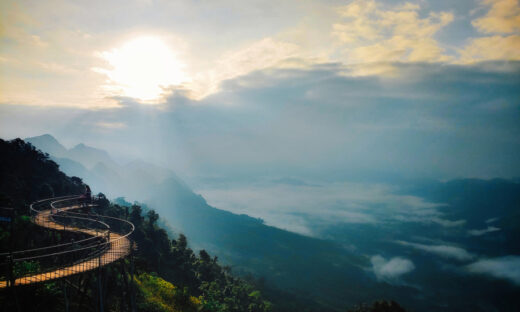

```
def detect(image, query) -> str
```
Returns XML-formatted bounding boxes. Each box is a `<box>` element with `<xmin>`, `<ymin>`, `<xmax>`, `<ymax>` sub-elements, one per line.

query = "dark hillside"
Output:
<box><xmin>0</xmin><ymin>138</ymin><xmax>273</xmax><ymax>312</ymax></box>
<box><xmin>0</xmin><ymin>138</ymin><xmax>84</xmax><ymax>209</ymax></box>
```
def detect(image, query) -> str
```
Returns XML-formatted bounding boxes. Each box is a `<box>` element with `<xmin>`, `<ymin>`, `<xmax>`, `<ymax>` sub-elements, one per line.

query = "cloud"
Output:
<box><xmin>198</xmin><ymin>181</ymin><xmax>449</xmax><ymax>236</ymax></box>
<box><xmin>431</xmin><ymin>217</ymin><xmax>466</xmax><ymax>227</ymax></box>
<box><xmin>460</xmin><ymin>0</ymin><xmax>520</xmax><ymax>62</ymax></box>
<box><xmin>460</xmin><ymin>35</ymin><xmax>520</xmax><ymax>62</ymax></box>
<box><xmin>188</xmin><ymin>38</ymin><xmax>303</xmax><ymax>99</ymax></box>
<box><xmin>396</xmin><ymin>241</ymin><xmax>475</xmax><ymax>261</ymax></box>
<box><xmin>95</xmin><ymin>121</ymin><xmax>127</xmax><ymax>129</ymax></box>
<box><xmin>486</xmin><ymin>217</ymin><xmax>500</xmax><ymax>223</ymax></box>
<box><xmin>2</xmin><ymin>0</ymin><xmax>519</xmax><ymax>107</ymax></box>
<box><xmin>2</xmin><ymin>62</ymin><xmax>520</xmax><ymax>180</ymax></box>
<box><xmin>468</xmin><ymin>226</ymin><xmax>501</xmax><ymax>236</ymax></box>
<box><xmin>467</xmin><ymin>256</ymin><xmax>520</xmax><ymax>285</ymax></box>
<box><xmin>472</xmin><ymin>0</ymin><xmax>520</xmax><ymax>34</ymax></box>
<box><xmin>371</xmin><ymin>255</ymin><xmax>415</xmax><ymax>281</ymax></box>
<box><xmin>332</xmin><ymin>0</ymin><xmax>453</xmax><ymax>68</ymax></box>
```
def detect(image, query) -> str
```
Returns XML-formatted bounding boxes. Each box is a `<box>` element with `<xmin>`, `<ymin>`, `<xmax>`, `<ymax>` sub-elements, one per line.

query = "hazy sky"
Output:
<box><xmin>1</xmin><ymin>0</ymin><xmax>519</xmax><ymax>179</ymax></box>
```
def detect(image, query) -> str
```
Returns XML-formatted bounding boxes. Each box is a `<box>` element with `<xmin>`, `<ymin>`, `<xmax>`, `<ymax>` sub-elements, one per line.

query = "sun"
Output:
<box><xmin>99</xmin><ymin>36</ymin><xmax>187</xmax><ymax>102</ymax></box>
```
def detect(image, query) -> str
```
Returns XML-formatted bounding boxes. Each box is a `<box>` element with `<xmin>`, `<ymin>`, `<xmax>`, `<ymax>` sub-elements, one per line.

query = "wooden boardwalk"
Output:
<box><xmin>0</xmin><ymin>199</ymin><xmax>131</xmax><ymax>288</ymax></box>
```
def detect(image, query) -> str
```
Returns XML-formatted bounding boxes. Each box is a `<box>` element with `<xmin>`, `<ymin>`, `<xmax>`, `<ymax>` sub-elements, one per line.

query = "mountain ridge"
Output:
<box><xmin>25</xmin><ymin>134</ymin><xmax>178</xmax><ymax>200</ymax></box>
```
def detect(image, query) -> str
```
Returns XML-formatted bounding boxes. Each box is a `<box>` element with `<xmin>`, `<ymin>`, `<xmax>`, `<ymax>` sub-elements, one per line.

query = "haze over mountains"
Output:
<box><xmin>24</xmin><ymin>133</ymin><xmax>520</xmax><ymax>312</ymax></box>
<box><xmin>26</xmin><ymin>134</ymin><xmax>178</xmax><ymax>202</ymax></box>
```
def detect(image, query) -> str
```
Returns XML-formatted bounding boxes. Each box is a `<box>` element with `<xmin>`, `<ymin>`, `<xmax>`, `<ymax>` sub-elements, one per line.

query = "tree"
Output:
<box><xmin>147</xmin><ymin>209</ymin><xmax>159</xmax><ymax>228</ymax></box>
<box><xmin>130</xmin><ymin>204</ymin><xmax>144</xmax><ymax>227</ymax></box>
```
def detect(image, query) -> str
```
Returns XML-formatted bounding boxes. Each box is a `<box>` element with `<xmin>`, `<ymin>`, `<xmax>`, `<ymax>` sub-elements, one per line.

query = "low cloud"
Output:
<box><xmin>486</xmin><ymin>217</ymin><xmax>500</xmax><ymax>224</ymax></box>
<box><xmin>468</xmin><ymin>226</ymin><xmax>501</xmax><ymax>236</ymax></box>
<box><xmin>371</xmin><ymin>255</ymin><xmax>415</xmax><ymax>282</ymax></box>
<box><xmin>467</xmin><ymin>256</ymin><xmax>520</xmax><ymax>285</ymax></box>
<box><xmin>198</xmin><ymin>182</ymin><xmax>445</xmax><ymax>236</ymax></box>
<box><xmin>430</xmin><ymin>217</ymin><xmax>466</xmax><ymax>227</ymax></box>
<box><xmin>396</xmin><ymin>241</ymin><xmax>475</xmax><ymax>261</ymax></box>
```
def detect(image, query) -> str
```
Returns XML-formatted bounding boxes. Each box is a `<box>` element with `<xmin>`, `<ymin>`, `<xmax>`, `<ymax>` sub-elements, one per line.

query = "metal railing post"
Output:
<box><xmin>98</xmin><ymin>238</ymin><xmax>104</xmax><ymax>312</ymax></box>
<box><xmin>7</xmin><ymin>255</ymin><xmax>13</xmax><ymax>287</ymax></box>
<box><xmin>130</xmin><ymin>239</ymin><xmax>136</xmax><ymax>312</ymax></box>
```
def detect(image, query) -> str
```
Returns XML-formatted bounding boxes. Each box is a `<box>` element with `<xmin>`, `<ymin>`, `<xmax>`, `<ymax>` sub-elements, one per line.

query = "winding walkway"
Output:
<box><xmin>0</xmin><ymin>196</ymin><xmax>133</xmax><ymax>288</ymax></box>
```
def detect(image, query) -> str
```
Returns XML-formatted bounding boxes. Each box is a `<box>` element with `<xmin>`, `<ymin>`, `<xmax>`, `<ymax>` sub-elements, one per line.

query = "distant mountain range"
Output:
<box><xmin>23</xmin><ymin>134</ymin><xmax>520</xmax><ymax>312</ymax></box>
<box><xmin>26</xmin><ymin>134</ymin><xmax>179</xmax><ymax>201</ymax></box>
<box><xmin>24</xmin><ymin>134</ymin><xmax>389</xmax><ymax>310</ymax></box>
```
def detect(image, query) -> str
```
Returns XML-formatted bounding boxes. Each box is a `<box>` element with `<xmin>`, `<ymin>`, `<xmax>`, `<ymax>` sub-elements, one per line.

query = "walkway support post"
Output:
<box><xmin>130</xmin><ymin>240</ymin><xmax>135</xmax><ymax>312</ymax></box>
<box><xmin>63</xmin><ymin>280</ymin><xmax>70</xmax><ymax>312</ymax></box>
<box><xmin>98</xmin><ymin>239</ymin><xmax>104</xmax><ymax>312</ymax></box>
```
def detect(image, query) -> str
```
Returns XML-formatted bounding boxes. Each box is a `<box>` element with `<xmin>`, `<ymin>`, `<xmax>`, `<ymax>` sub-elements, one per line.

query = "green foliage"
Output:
<box><xmin>13</xmin><ymin>260</ymin><xmax>41</xmax><ymax>277</ymax></box>
<box><xmin>135</xmin><ymin>273</ymin><xmax>200</xmax><ymax>312</ymax></box>
<box><xmin>115</xmin><ymin>202</ymin><xmax>272</xmax><ymax>312</ymax></box>
<box><xmin>198</xmin><ymin>280</ymin><xmax>272</xmax><ymax>312</ymax></box>
<box><xmin>92</xmin><ymin>193</ymin><xmax>272</xmax><ymax>311</ymax></box>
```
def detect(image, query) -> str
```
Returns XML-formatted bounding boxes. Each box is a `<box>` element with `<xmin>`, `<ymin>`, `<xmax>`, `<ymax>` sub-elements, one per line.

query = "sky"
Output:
<box><xmin>1</xmin><ymin>0</ymin><xmax>519</xmax><ymax>180</ymax></box>
<box><xmin>2</xmin><ymin>1</ymin><xmax>519</xmax><ymax>290</ymax></box>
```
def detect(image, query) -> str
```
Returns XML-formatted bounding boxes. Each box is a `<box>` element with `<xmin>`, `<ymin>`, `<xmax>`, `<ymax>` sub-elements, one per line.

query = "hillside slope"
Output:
<box><xmin>0</xmin><ymin>138</ymin><xmax>273</xmax><ymax>312</ymax></box>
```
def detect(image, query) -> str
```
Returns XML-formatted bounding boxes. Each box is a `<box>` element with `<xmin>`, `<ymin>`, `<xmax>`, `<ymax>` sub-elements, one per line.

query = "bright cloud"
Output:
<box><xmin>332</xmin><ymin>0</ymin><xmax>453</xmax><ymax>67</ymax></box>
<box><xmin>472</xmin><ymin>0</ymin><xmax>520</xmax><ymax>34</ymax></box>
<box><xmin>371</xmin><ymin>255</ymin><xmax>415</xmax><ymax>281</ymax></box>
<box><xmin>188</xmin><ymin>38</ymin><xmax>302</xmax><ymax>99</ymax></box>
<box><xmin>460</xmin><ymin>35</ymin><xmax>520</xmax><ymax>62</ymax></box>
<box><xmin>460</xmin><ymin>0</ymin><xmax>520</xmax><ymax>62</ymax></box>
<box><xmin>467</xmin><ymin>256</ymin><xmax>520</xmax><ymax>285</ymax></box>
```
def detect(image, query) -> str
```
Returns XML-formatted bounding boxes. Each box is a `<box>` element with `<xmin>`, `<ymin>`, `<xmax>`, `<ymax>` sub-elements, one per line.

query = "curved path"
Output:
<box><xmin>0</xmin><ymin>196</ymin><xmax>134</xmax><ymax>288</ymax></box>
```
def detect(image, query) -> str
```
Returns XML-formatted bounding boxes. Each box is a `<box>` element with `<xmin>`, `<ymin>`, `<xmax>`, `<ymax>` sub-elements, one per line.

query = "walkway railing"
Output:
<box><xmin>0</xmin><ymin>195</ymin><xmax>134</xmax><ymax>288</ymax></box>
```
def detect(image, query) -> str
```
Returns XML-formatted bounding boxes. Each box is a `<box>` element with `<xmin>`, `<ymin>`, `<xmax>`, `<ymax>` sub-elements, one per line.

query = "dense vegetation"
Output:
<box><xmin>0</xmin><ymin>138</ymin><xmax>271</xmax><ymax>311</ymax></box>
<box><xmin>97</xmin><ymin>196</ymin><xmax>272</xmax><ymax>312</ymax></box>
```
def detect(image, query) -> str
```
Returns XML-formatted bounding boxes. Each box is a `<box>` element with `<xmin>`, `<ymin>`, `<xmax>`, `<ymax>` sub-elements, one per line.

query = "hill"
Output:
<box><xmin>0</xmin><ymin>138</ymin><xmax>272</xmax><ymax>312</ymax></box>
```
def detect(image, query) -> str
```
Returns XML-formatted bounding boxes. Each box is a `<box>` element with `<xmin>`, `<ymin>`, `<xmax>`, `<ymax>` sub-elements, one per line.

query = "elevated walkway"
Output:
<box><xmin>0</xmin><ymin>196</ymin><xmax>134</xmax><ymax>288</ymax></box>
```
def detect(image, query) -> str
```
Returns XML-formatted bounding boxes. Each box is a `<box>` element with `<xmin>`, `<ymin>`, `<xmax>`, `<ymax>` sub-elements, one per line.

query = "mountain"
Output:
<box><xmin>25</xmin><ymin>134</ymin><xmax>67</xmax><ymax>158</ymax></box>
<box><xmin>25</xmin><ymin>134</ymin><xmax>177</xmax><ymax>200</ymax></box>
<box><xmin>67</xmin><ymin>143</ymin><xmax>118</xmax><ymax>169</ymax></box>
<box><xmin>49</xmin><ymin>156</ymin><xmax>90</xmax><ymax>179</ymax></box>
